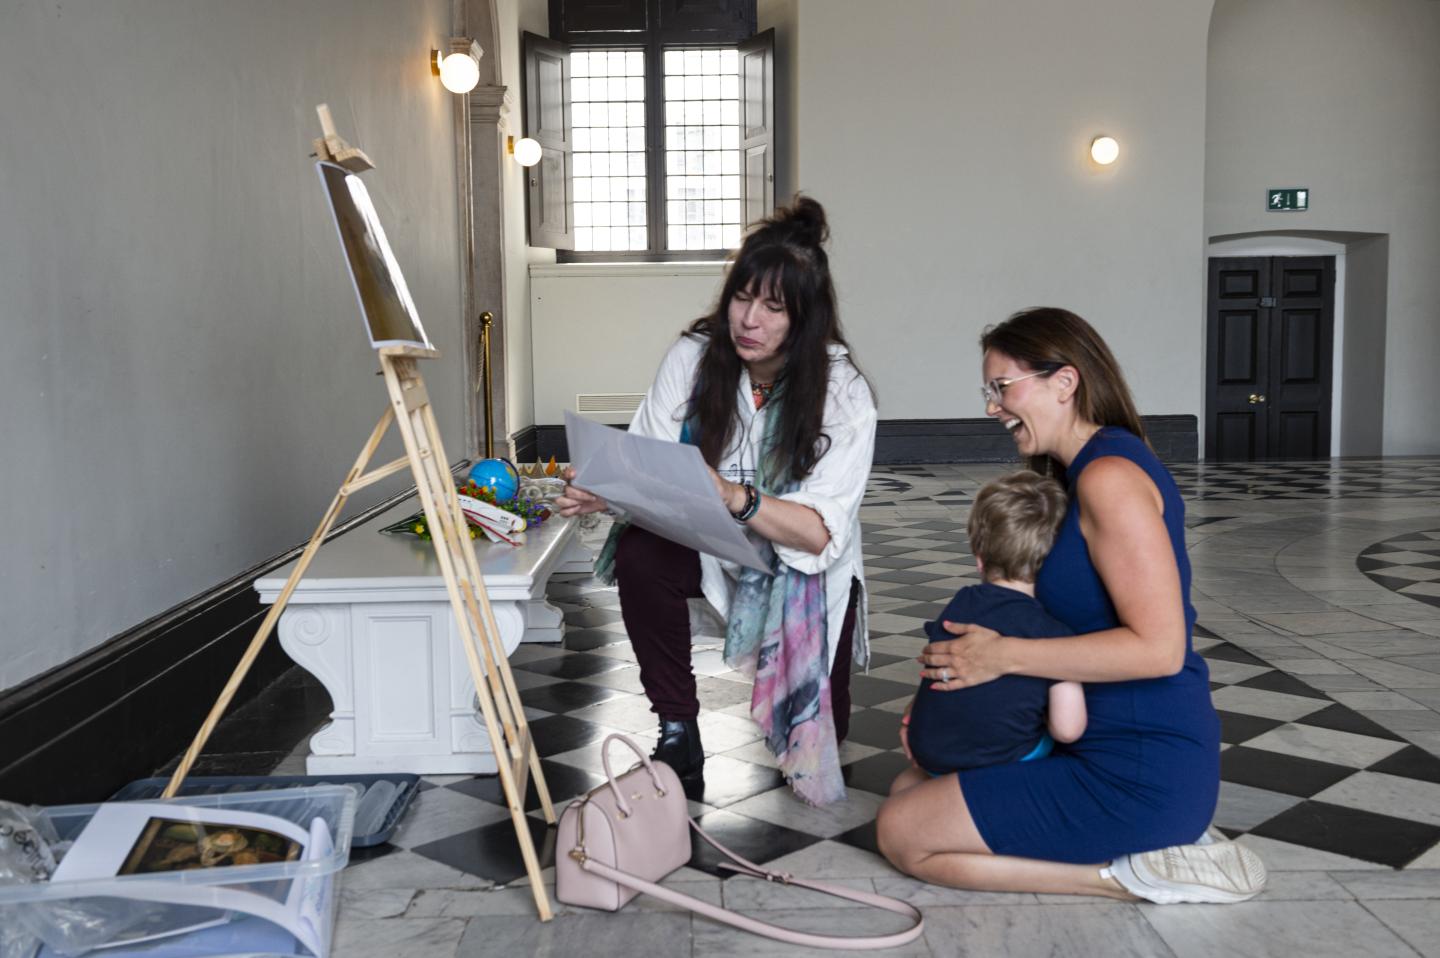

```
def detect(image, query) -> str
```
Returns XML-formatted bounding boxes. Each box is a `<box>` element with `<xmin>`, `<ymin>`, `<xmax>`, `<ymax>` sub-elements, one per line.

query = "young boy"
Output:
<box><xmin>901</xmin><ymin>471</ymin><xmax>1087</xmax><ymax>776</ymax></box>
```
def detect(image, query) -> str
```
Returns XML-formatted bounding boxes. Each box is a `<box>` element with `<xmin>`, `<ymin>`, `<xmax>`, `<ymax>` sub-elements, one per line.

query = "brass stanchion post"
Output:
<box><xmin>479</xmin><ymin>311</ymin><xmax>494</xmax><ymax>458</ymax></box>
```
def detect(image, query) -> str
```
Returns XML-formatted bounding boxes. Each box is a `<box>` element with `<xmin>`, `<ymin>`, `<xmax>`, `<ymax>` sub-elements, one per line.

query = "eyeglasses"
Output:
<box><xmin>980</xmin><ymin>369</ymin><xmax>1053</xmax><ymax>407</ymax></box>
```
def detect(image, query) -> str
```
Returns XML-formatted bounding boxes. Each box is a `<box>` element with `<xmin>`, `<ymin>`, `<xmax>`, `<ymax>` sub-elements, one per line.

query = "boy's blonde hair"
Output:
<box><xmin>966</xmin><ymin>471</ymin><xmax>1068</xmax><ymax>583</ymax></box>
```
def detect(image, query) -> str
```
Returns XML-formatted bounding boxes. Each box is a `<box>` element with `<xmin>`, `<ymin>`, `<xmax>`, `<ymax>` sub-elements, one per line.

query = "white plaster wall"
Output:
<box><xmin>0</xmin><ymin>0</ymin><xmax>464</xmax><ymax>690</ymax></box>
<box><xmin>526</xmin><ymin>0</ymin><xmax>1213</xmax><ymax>432</ymax></box>
<box><xmin>795</xmin><ymin>0</ymin><xmax>1214</xmax><ymax>422</ymax></box>
<box><xmin>1206</xmin><ymin>0</ymin><xmax>1440</xmax><ymax>455</ymax></box>
<box><xmin>499</xmin><ymin>0</ymin><xmax>555</xmax><ymax>440</ymax></box>
<box><xmin>1340</xmin><ymin>235</ymin><xmax>1389</xmax><ymax>457</ymax></box>
<box><xmin>530</xmin><ymin>265</ymin><xmax>727</xmax><ymax>424</ymax></box>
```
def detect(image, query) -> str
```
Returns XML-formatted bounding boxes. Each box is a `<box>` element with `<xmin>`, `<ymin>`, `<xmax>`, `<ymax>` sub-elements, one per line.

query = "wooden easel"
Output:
<box><xmin>162</xmin><ymin>105</ymin><xmax>556</xmax><ymax>921</ymax></box>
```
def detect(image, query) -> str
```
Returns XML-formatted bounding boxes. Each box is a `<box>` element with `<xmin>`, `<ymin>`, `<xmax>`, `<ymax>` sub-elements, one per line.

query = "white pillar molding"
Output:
<box><xmin>464</xmin><ymin>83</ymin><xmax>513</xmax><ymax>459</ymax></box>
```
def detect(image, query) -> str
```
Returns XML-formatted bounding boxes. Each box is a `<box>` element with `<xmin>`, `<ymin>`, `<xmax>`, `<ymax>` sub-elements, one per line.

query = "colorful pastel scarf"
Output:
<box><xmin>594</xmin><ymin>390</ymin><xmax>844</xmax><ymax>805</ymax></box>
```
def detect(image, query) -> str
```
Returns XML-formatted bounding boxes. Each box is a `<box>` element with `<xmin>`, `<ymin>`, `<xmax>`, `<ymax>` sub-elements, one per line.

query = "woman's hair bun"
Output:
<box><xmin>773</xmin><ymin>194</ymin><xmax>828</xmax><ymax>248</ymax></box>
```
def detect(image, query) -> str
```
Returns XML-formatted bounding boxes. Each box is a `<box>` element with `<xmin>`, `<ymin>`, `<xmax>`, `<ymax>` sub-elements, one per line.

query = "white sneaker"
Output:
<box><xmin>1193</xmin><ymin>826</ymin><xmax>1225</xmax><ymax>846</ymax></box>
<box><xmin>1105</xmin><ymin>840</ymin><xmax>1267</xmax><ymax>904</ymax></box>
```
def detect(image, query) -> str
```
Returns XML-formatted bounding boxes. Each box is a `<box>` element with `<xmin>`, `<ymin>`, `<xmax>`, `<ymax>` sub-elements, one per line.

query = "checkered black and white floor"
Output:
<box><xmin>218</xmin><ymin>459</ymin><xmax>1440</xmax><ymax>956</ymax></box>
<box><xmin>1360</xmin><ymin>530</ymin><xmax>1440</xmax><ymax>611</ymax></box>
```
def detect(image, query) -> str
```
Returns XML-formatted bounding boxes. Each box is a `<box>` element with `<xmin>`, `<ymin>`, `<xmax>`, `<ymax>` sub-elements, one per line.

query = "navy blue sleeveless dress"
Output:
<box><xmin>956</xmin><ymin>427</ymin><xmax>1219</xmax><ymax>864</ymax></box>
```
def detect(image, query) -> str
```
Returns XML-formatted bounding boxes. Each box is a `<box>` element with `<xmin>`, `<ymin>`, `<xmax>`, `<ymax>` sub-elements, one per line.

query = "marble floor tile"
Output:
<box><xmin>1266</xmin><ymin>658</ymin><xmax>1359</xmax><ymax>675</ymax></box>
<box><xmin>695</xmin><ymin>711</ymin><xmax>765</xmax><ymax>753</ymax></box>
<box><xmin>1364</xmin><ymin>711</ymin><xmax>1440</xmax><ymax>735</ymax></box>
<box><xmin>340</xmin><ymin>885</ymin><xmax>418</xmax><ymax>919</ymax></box>
<box><xmin>1321</xmin><ymin>634</ymin><xmax>1440</xmax><ymax>657</ymax></box>
<box><xmin>1369</xmin><ymin>607</ymin><xmax>1440</xmax><ymax>628</ymax></box>
<box><xmin>388</xmin><ymin>784</ymin><xmax>514</xmax><ymax>848</ymax></box>
<box><xmin>921</xmin><ymin>903</ymin><xmax>1175</xmax><ymax>958</ymax></box>
<box><xmin>1329</xmin><ymin>690</ymin><xmax>1431</xmax><ymax>710</ymax></box>
<box><xmin>1365</xmin><ymin>714</ymin><xmax>1440</xmax><ymax>743</ymax></box>
<box><xmin>1399</xmin><ymin>729</ymin><xmax>1440</xmax><ymax>753</ymax></box>
<box><xmin>1360</xmin><ymin>900</ymin><xmax>1440</xmax><ymax>957</ymax></box>
<box><xmin>1222</xmin><ymin>593</ymin><xmax>1341</xmax><ymax>614</ymax></box>
<box><xmin>1249</xmin><ymin>870</ymin><xmax>1353</xmax><ymax>901</ymax></box>
<box><xmin>333</xmin><ymin>917</ymin><xmax>470</xmax><ymax>958</ymax></box>
<box><xmin>1329</xmin><ymin>869</ymin><xmax>1440</xmax><ymax>899</ymax></box>
<box><xmin>759</xmin><ymin>838</ymin><xmax>901</xmax><ymax>880</ymax></box>
<box><xmin>869</xmin><ymin>633</ymin><xmax>928</xmax><ymax>656</ymax></box>
<box><xmin>863</xmin><ymin>659</ymin><xmax>926</xmax><ymax>683</ymax></box>
<box><xmin>865</xmin><ymin>612</ymin><xmax>931</xmax><ymax>634</ymax></box>
<box><xmin>1249</xmin><ymin>611</ymin><xmax>1397</xmax><ymax>636</ymax></box>
<box><xmin>567</xmin><ymin>693</ymin><xmax>668</xmax><ymax>733</ymax></box>
<box><xmin>406</xmin><ymin>884</ymin><xmax>563</xmax><ymax>918</ymax></box>
<box><xmin>456</xmin><ymin>911</ymin><xmax>694</xmax><ymax>958</ymax></box>
<box><xmin>724</xmin><ymin>784</ymin><xmax>885</xmax><ymax>838</ymax></box>
<box><xmin>1209</xmin><ymin>686</ymin><xmax>1332</xmax><ymax>722</ymax></box>
<box><xmin>1140</xmin><ymin>900</ymin><xmax>1418</xmax><ymax>958</ymax></box>
<box><xmin>1310</xmin><ymin>589</ymin><xmax>1423</xmax><ymax>607</ymax></box>
<box><xmin>509</xmin><ymin>644</ymin><xmax>570</xmax><ymax>664</ymax></box>
<box><xmin>1305</xmin><ymin>674</ymin><xmax>1387</xmax><ymax>692</ymax></box>
<box><xmin>720</xmin><ymin>876</ymin><xmax>877</xmax><ymax>910</ymax></box>
<box><xmin>717</xmin><ymin>739</ymin><xmax>781</xmax><ymax>769</ymax></box>
<box><xmin>1243</xmin><ymin>723</ymin><xmax>1408</xmax><ymax>768</ymax></box>
<box><xmin>1313</xmin><ymin>771</ymin><xmax>1440</xmax><ymax>827</ymax></box>
<box><xmin>1234</xmin><ymin>834</ymin><xmax>1386</xmax><ymax>872</ymax></box>
<box><xmin>1396</xmin><ymin>687</ymin><xmax>1440</xmax><ymax>710</ymax></box>
<box><xmin>872</xmin><ymin>874</ymin><xmax>1038</xmax><ymax>906</ymax></box>
<box><xmin>576</xmin><ymin>667</ymin><xmax>650</xmax><ymax>693</ymax></box>
<box><xmin>1392</xmin><ymin>653</ymin><xmax>1440</xmax><ymax>675</ymax></box>
<box><xmin>1213</xmin><ymin>780</ymin><xmax>1305</xmax><ymax>831</ymax></box>
<box><xmin>1347</xmin><ymin>658</ymin><xmax>1440</xmax><ymax>689</ymax></box>
<box><xmin>1294</xmin><ymin>638</ymin><xmax>1375</xmax><ymax>659</ymax></box>
<box><xmin>343</xmin><ymin>849</ymin><xmax>494</xmax><ymax>893</ymax></box>
<box><xmin>1204</xmin><ymin>659</ymin><xmax>1275</xmax><ymax>685</ymax></box>
<box><xmin>1250</xmin><ymin>800</ymin><xmax>1440</xmax><ymax>868</ymax></box>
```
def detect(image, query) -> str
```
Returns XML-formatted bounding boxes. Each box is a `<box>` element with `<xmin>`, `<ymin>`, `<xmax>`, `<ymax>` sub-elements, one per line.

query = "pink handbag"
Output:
<box><xmin>556</xmin><ymin>735</ymin><xmax>924</xmax><ymax>949</ymax></box>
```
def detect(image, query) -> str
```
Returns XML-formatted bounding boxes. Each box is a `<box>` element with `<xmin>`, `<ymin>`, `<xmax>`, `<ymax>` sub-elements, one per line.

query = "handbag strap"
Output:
<box><xmin>574</xmin><ymin>817</ymin><xmax>924</xmax><ymax>950</ymax></box>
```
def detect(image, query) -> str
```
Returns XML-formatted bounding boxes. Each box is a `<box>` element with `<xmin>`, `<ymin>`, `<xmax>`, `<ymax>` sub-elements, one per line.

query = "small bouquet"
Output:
<box><xmin>380</xmin><ymin>478</ymin><xmax>552</xmax><ymax>546</ymax></box>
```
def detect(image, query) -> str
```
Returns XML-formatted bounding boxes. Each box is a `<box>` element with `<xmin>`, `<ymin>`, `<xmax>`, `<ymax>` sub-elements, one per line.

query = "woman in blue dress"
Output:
<box><xmin>875</xmin><ymin>308</ymin><xmax>1267</xmax><ymax>903</ymax></box>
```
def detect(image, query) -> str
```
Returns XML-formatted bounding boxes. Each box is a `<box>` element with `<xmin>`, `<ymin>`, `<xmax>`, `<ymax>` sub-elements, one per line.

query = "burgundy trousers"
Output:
<box><xmin>613</xmin><ymin>525</ymin><xmax>858</xmax><ymax>742</ymax></box>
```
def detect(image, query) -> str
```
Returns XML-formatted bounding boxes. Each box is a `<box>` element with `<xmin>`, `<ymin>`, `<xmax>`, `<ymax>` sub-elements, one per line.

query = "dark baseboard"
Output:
<box><xmin>1136</xmin><ymin>416</ymin><xmax>1200</xmax><ymax>463</ymax></box>
<box><xmin>528</xmin><ymin>415</ymin><xmax>1199</xmax><ymax>465</ymax></box>
<box><xmin>877</xmin><ymin>414</ymin><xmax>1198</xmax><ymax>464</ymax></box>
<box><xmin>534</xmin><ymin>424</ymin><xmax>571</xmax><ymax>462</ymax></box>
<box><xmin>511</xmin><ymin>424</ymin><xmax>539</xmax><ymax>464</ymax></box>
<box><xmin>0</xmin><ymin>477</ymin><xmax>448</xmax><ymax>807</ymax></box>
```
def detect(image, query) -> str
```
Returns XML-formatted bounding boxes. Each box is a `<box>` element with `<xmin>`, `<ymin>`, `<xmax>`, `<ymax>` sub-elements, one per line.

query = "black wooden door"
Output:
<box><xmin>1205</xmin><ymin>256</ymin><xmax>1335</xmax><ymax>461</ymax></box>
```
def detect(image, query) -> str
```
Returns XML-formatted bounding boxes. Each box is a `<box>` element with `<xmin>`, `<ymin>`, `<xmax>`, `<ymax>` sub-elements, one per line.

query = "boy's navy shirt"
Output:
<box><xmin>908</xmin><ymin>582</ymin><xmax>1075</xmax><ymax>774</ymax></box>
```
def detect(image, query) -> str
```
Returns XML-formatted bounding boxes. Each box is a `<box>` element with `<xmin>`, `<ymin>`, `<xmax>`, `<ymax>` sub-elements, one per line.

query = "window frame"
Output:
<box><xmin>529</xmin><ymin>0</ymin><xmax>766</xmax><ymax>262</ymax></box>
<box><xmin>559</xmin><ymin>37</ymin><xmax>737</xmax><ymax>263</ymax></box>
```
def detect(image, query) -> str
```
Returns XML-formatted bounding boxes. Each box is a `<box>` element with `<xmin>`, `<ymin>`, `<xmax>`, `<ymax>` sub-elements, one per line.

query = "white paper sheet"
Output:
<box><xmin>565</xmin><ymin>411</ymin><xmax>770</xmax><ymax>573</ymax></box>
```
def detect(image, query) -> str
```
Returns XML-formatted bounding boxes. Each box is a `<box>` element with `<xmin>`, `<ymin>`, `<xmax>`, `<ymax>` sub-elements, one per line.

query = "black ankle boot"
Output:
<box><xmin>651</xmin><ymin>718</ymin><xmax>704</xmax><ymax>783</ymax></box>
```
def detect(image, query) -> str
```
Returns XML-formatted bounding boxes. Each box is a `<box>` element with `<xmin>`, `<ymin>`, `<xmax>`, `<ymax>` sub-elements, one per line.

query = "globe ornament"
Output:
<box><xmin>467</xmin><ymin>457</ymin><xmax>519</xmax><ymax>502</ymax></box>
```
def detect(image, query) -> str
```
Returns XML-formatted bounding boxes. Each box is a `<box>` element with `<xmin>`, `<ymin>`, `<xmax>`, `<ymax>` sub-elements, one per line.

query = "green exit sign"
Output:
<box><xmin>1267</xmin><ymin>188</ymin><xmax>1309</xmax><ymax>211</ymax></box>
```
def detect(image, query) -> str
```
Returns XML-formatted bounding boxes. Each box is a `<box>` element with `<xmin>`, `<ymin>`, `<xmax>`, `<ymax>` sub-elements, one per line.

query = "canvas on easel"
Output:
<box><xmin>162</xmin><ymin>104</ymin><xmax>556</xmax><ymax>921</ymax></box>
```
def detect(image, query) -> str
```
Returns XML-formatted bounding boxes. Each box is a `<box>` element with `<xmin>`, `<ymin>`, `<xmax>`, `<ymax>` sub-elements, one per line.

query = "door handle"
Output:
<box><xmin>1248</xmin><ymin>394</ymin><xmax>1267</xmax><ymax>404</ymax></box>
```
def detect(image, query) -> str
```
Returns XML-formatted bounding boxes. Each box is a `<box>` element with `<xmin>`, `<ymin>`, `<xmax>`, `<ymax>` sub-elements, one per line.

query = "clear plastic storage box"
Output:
<box><xmin>0</xmin><ymin>785</ymin><xmax>355</xmax><ymax>958</ymax></box>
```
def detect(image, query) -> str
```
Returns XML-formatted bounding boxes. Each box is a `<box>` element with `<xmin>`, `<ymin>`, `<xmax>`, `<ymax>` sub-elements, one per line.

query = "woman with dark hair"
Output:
<box><xmin>556</xmin><ymin>197</ymin><xmax>876</xmax><ymax>805</ymax></box>
<box><xmin>876</xmin><ymin>307</ymin><xmax>1268</xmax><ymax>903</ymax></box>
